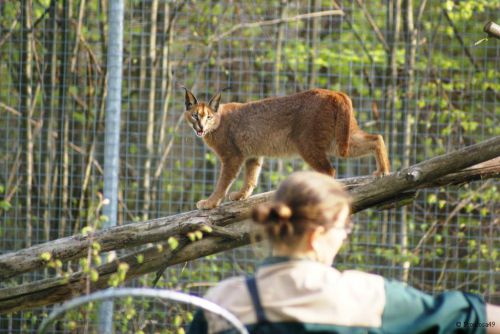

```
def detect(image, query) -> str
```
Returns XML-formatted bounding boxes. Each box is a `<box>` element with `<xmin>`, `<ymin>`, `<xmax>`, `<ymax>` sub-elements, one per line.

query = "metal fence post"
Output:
<box><xmin>99</xmin><ymin>0</ymin><xmax>124</xmax><ymax>332</ymax></box>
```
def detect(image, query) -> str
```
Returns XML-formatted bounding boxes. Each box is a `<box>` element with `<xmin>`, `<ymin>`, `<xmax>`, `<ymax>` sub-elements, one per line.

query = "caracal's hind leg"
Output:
<box><xmin>229</xmin><ymin>157</ymin><xmax>264</xmax><ymax>201</ymax></box>
<box><xmin>347</xmin><ymin>130</ymin><xmax>390</xmax><ymax>176</ymax></box>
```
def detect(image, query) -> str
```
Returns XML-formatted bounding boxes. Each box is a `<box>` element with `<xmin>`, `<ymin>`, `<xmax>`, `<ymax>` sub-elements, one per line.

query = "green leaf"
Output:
<box><xmin>40</xmin><ymin>252</ymin><xmax>51</xmax><ymax>261</ymax></box>
<box><xmin>168</xmin><ymin>237</ymin><xmax>179</xmax><ymax>250</ymax></box>
<box><xmin>81</xmin><ymin>226</ymin><xmax>94</xmax><ymax>235</ymax></box>
<box><xmin>462</xmin><ymin>121</ymin><xmax>479</xmax><ymax>132</ymax></box>
<box><xmin>194</xmin><ymin>230</ymin><xmax>203</xmax><ymax>240</ymax></box>
<box><xmin>90</xmin><ymin>269</ymin><xmax>99</xmax><ymax>282</ymax></box>
<box><xmin>173</xmin><ymin>315</ymin><xmax>183</xmax><ymax>327</ymax></box>
<box><xmin>72</xmin><ymin>111</ymin><xmax>86</xmax><ymax>124</ymax></box>
<box><xmin>92</xmin><ymin>241</ymin><xmax>101</xmax><ymax>251</ymax></box>
<box><xmin>67</xmin><ymin>321</ymin><xmax>77</xmax><ymax>331</ymax></box>
<box><xmin>0</xmin><ymin>200</ymin><xmax>12</xmax><ymax>211</ymax></box>
<box><xmin>200</xmin><ymin>225</ymin><xmax>213</xmax><ymax>233</ymax></box>
<box><xmin>427</xmin><ymin>194</ymin><xmax>437</xmax><ymax>204</ymax></box>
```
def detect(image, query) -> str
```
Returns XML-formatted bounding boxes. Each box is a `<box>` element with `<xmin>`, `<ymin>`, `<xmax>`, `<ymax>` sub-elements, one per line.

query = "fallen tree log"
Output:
<box><xmin>1</xmin><ymin>155</ymin><xmax>498</xmax><ymax>283</ymax></box>
<box><xmin>0</xmin><ymin>136</ymin><xmax>498</xmax><ymax>313</ymax></box>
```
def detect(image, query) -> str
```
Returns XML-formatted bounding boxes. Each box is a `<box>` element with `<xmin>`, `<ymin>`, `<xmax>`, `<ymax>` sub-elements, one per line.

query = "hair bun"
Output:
<box><xmin>252</xmin><ymin>204</ymin><xmax>272</xmax><ymax>224</ymax></box>
<box><xmin>252</xmin><ymin>202</ymin><xmax>292</xmax><ymax>224</ymax></box>
<box><xmin>271</xmin><ymin>203</ymin><xmax>292</xmax><ymax>220</ymax></box>
<box><xmin>252</xmin><ymin>202</ymin><xmax>294</xmax><ymax>241</ymax></box>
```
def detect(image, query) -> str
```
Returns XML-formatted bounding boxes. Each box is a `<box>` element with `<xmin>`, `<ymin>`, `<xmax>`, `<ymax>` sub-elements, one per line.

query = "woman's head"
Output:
<box><xmin>252</xmin><ymin>171</ymin><xmax>352</xmax><ymax>264</ymax></box>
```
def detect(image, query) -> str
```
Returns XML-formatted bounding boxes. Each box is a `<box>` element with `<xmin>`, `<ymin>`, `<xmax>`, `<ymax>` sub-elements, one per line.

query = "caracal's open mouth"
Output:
<box><xmin>195</xmin><ymin>129</ymin><xmax>204</xmax><ymax>137</ymax></box>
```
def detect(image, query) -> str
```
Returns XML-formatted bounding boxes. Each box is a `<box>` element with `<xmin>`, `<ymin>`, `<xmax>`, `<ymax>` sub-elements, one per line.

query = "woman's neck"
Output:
<box><xmin>272</xmin><ymin>246</ymin><xmax>316</xmax><ymax>261</ymax></box>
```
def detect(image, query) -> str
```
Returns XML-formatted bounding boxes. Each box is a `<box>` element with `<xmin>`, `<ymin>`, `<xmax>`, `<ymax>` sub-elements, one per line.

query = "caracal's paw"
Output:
<box><xmin>228</xmin><ymin>191</ymin><xmax>251</xmax><ymax>201</ymax></box>
<box><xmin>372</xmin><ymin>169</ymin><xmax>390</xmax><ymax>177</ymax></box>
<box><xmin>196</xmin><ymin>199</ymin><xmax>220</xmax><ymax>210</ymax></box>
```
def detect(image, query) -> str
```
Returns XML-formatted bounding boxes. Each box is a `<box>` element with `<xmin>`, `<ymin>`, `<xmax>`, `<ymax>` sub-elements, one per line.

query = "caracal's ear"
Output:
<box><xmin>182</xmin><ymin>86</ymin><xmax>198</xmax><ymax>110</ymax></box>
<box><xmin>208</xmin><ymin>91</ymin><xmax>222</xmax><ymax>113</ymax></box>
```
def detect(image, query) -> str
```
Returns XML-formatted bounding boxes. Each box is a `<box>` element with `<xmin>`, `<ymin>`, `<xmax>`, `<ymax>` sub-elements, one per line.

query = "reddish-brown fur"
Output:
<box><xmin>183</xmin><ymin>88</ymin><xmax>390</xmax><ymax>209</ymax></box>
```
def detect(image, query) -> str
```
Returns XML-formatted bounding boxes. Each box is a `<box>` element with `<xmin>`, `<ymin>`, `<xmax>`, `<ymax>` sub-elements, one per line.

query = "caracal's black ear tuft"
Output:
<box><xmin>182</xmin><ymin>86</ymin><xmax>198</xmax><ymax>110</ymax></box>
<box><xmin>208</xmin><ymin>91</ymin><xmax>222</xmax><ymax>113</ymax></box>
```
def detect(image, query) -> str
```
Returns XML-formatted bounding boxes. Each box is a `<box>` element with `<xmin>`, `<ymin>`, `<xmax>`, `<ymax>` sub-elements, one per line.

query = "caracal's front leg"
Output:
<box><xmin>197</xmin><ymin>156</ymin><xmax>244</xmax><ymax>210</ymax></box>
<box><xmin>229</xmin><ymin>157</ymin><xmax>263</xmax><ymax>201</ymax></box>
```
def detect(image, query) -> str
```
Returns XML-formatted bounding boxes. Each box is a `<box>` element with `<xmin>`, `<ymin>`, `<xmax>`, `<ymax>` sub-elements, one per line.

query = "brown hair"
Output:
<box><xmin>252</xmin><ymin>171</ymin><xmax>351</xmax><ymax>244</ymax></box>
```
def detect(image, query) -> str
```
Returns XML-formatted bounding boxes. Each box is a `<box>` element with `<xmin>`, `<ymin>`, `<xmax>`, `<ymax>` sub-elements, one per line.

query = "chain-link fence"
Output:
<box><xmin>0</xmin><ymin>0</ymin><xmax>498</xmax><ymax>332</ymax></box>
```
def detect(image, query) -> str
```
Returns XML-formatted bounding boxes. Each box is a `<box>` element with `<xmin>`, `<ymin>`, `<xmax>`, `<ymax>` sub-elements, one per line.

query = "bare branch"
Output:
<box><xmin>0</xmin><ymin>16</ymin><xmax>19</xmax><ymax>49</ymax></box>
<box><xmin>354</xmin><ymin>0</ymin><xmax>390</xmax><ymax>53</ymax></box>
<box><xmin>442</xmin><ymin>9</ymin><xmax>480</xmax><ymax>72</ymax></box>
<box><xmin>209</xmin><ymin>10</ymin><xmax>344</xmax><ymax>43</ymax></box>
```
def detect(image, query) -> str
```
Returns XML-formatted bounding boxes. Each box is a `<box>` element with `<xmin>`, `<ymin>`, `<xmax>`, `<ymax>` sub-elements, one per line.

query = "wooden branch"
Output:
<box><xmin>0</xmin><ymin>192</ymin><xmax>269</xmax><ymax>281</ymax></box>
<box><xmin>354</xmin><ymin>0</ymin><xmax>390</xmax><ymax>53</ymax></box>
<box><xmin>442</xmin><ymin>9</ymin><xmax>480</xmax><ymax>72</ymax></box>
<box><xmin>350</xmin><ymin>136</ymin><xmax>499</xmax><ymax>212</ymax></box>
<box><xmin>0</xmin><ymin>16</ymin><xmax>19</xmax><ymax>49</ymax></box>
<box><xmin>208</xmin><ymin>10</ymin><xmax>344</xmax><ymax>43</ymax></box>
<box><xmin>0</xmin><ymin>137</ymin><xmax>498</xmax><ymax>313</ymax></box>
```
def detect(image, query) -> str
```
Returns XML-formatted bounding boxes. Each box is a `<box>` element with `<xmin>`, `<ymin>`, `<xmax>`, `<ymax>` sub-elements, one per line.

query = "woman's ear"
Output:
<box><xmin>308</xmin><ymin>226</ymin><xmax>325</xmax><ymax>251</ymax></box>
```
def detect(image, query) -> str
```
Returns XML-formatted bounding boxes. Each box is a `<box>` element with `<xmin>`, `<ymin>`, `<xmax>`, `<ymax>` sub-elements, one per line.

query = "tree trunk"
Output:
<box><xmin>55</xmin><ymin>0</ymin><xmax>72</xmax><ymax>239</ymax></box>
<box><xmin>153</xmin><ymin>2</ymin><xmax>185</xmax><ymax>182</ymax></box>
<box><xmin>21</xmin><ymin>0</ymin><xmax>34</xmax><ymax>247</ymax></box>
<box><xmin>385</xmin><ymin>0</ymin><xmax>401</xmax><ymax>171</ymax></box>
<box><xmin>272</xmin><ymin>0</ymin><xmax>287</xmax><ymax>175</ymax></box>
<box><xmin>383</xmin><ymin>0</ymin><xmax>402</xmax><ymax>269</ymax></box>
<box><xmin>273</xmin><ymin>0</ymin><xmax>287</xmax><ymax>95</ymax></box>
<box><xmin>400</xmin><ymin>0</ymin><xmax>417</xmax><ymax>281</ymax></box>
<box><xmin>0</xmin><ymin>138</ymin><xmax>498</xmax><ymax>314</ymax></box>
<box><xmin>42</xmin><ymin>0</ymin><xmax>58</xmax><ymax>242</ymax></box>
<box><xmin>142</xmin><ymin>0</ymin><xmax>159</xmax><ymax>220</ymax></box>
<box><xmin>3</xmin><ymin>154</ymin><xmax>496</xmax><ymax>281</ymax></box>
<box><xmin>157</xmin><ymin>2</ymin><xmax>173</xmax><ymax>158</ymax></box>
<box><xmin>306</xmin><ymin>0</ymin><xmax>319</xmax><ymax>88</ymax></box>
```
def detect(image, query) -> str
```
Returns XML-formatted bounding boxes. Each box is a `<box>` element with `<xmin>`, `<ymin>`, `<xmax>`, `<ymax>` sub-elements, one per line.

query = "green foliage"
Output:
<box><xmin>0</xmin><ymin>2</ymin><xmax>19</xmax><ymax>27</ymax></box>
<box><xmin>0</xmin><ymin>200</ymin><xmax>12</xmax><ymax>211</ymax></box>
<box><xmin>168</xmin><ymin>236</ymin><xmax>179</xmax><ymax>250</ymax></box>
<box><xmin>108</xmin><ymin>262</ymin><xmax>130</xmax><ymax>287</ymax></box>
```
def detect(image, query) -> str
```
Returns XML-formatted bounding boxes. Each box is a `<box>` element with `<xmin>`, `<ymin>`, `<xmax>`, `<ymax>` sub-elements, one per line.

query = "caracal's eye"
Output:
<box><xmin>192</xmin><ymin>113</ymin><xmax>199</xmax><ymax>120</ymax></box>
<box><xmin>207</xmin><ymin>115</ymin><xmax>213</xmax><ymax>120</ymax></box>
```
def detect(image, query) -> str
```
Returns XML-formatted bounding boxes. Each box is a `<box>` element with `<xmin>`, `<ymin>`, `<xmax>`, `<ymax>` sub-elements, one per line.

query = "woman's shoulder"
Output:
<box><xmin>337</xmin><ymin>269</ymin><xmax>385</xmax><ymax>288</ymax></box>
<box><xmin>286</xmin><ymin>259</ymin><xmax>385</xmax><ymax>289</ymax></box>
<box><xmin>204</xmin><ymin>275</ymin><xmax>248</xmax><ymax>304</ymax></box>
<box><xmin>332</xmin><ymin>269</ymin><xmax>386</xmax><ymax>306</ymax></box>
